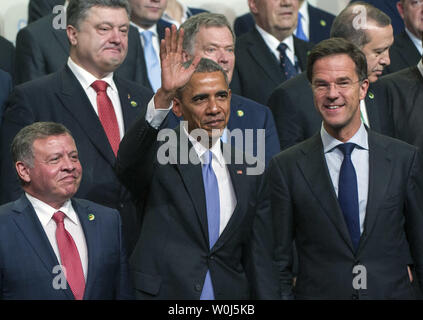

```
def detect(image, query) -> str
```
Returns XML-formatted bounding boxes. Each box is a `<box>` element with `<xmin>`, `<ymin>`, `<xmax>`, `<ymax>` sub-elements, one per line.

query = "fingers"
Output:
<box><xmin>170</xmin><ymin>24</ymin><xmax>178</xmax><ymax>53</ymax></box>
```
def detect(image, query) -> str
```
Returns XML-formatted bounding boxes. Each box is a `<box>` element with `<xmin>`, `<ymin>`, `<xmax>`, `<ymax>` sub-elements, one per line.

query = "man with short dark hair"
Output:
<box><xmin>0</xmin><ymin>122</ymin><xmax>133</xmax><ymax>299</ymax></box>
<box><xmin>269</xmin><ymin>37</ymin><xmax>423</xmax><ymax>299</ymax></box>
<box><xmin>1</xmin><ymin>0</ymin><xmax>154</xmax><ymax>254</ymax></box>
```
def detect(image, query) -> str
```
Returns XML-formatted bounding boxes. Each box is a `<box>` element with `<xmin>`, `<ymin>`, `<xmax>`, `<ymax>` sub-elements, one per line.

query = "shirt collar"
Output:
<box><xmin>321</xmin><ymin>122</ymin><xmax>369</xmax><ymax>154</ymax></box>
<box><xmin>417</xmin><ymin>59</ymin><xmax>423</xmax><ymax>78</ymax></box>
<box><xmin>298</xmin><ymin>1</ymin><xmax>309</xmax><ymax>23</ymax></box>
<box><xmin>405</xmin><ymin>28</ymin><xmax>423</xmax><ymax>55</ymax></box>
<box><xmin>25</xmin><ymin>193</ymin><xmax>78</xmax><ymax>227</ymax></box>
<box><xmin>255</xmin><ymin>24</ymin><xmax>294</xmax><ymax>57</ymax></box>
<box><xmin>130</xmin><ymin>21</ymin><xmax>158</xmax><ymax>37</ymax></box>
<box><xmin>182</xmin><ymin>123</ymin><xmax>225</xmax><ymax>168</ymax></box>
<box><xmin>67</xmin><ymin>57</ymin><xmax>116</xmax><ymax>92</ymax></box>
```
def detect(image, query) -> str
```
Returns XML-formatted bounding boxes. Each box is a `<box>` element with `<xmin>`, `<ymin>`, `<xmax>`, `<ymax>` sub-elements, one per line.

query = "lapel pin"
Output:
<box><xmin>320</xmin><ymin>20</ymin><xmax>327</xmax><ymax>27</ymax></box>
<box><xmin>130</xmin><ymin>101</ymin><xmax>138</xmax><ymax>107</ymax></box>
<box><xmin>88</xmin><ymin>213</ymin><xmax>95</xmax><ymax>221</ymax></box>
<box><xmin>237</xmin><ymin>110</ymin><xmax>244</xmax><ymax>117</ymax></box>
<box><xmin>237</xmin><ymin>169</ymin><xmax>243</xmax><ymax>175</ymax></box>
<box><xmin>128</xmin><ymin>94</ymin><xmax>131</xmax><ymax>99</ymax></box>
<box><xmin>368</xmin><ymin>92</ymin><xmax>374</xmax><ymax>99</ymax></box>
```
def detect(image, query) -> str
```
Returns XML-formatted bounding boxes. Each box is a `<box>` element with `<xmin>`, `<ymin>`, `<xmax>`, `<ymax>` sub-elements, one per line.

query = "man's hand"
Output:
<box><xmin>154</xmin><ymin>24</ymin><xmax>201</xmax><ymax>110</ymax></box>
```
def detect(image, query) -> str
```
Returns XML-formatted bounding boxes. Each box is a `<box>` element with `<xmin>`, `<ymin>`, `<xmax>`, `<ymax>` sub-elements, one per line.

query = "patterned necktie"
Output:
<box><xmin>141</xmin><ymin>30</ymin><xmax>161</xmax><ymax>92</ymax></box>
<box><xmin>337</xmin><ymin>143</ymin><xmax>360</xmax><ymax>251</ymax></box>
<box><xmin>295</xmin><ymin>12</ymin><xmax>308</xmax><ymax>41</ymax></box>
<box><xmin>52</xmin><ymin>211</ymin><xmax>85</xmax><ymax>300</ymax></box>
<box><xmin>277</xmin><ymin>43</ymin><xmax>298</xmax><ymax>80</ymax></box>
<box><xmin>200</xmin><ymin>151</ymin><xmax>220</xmax><ymax>300</ymax></box>
<box><xmin>91</xmin><ymin>80</ymin><xmax>120</xmax><ymax>157</ymax></box>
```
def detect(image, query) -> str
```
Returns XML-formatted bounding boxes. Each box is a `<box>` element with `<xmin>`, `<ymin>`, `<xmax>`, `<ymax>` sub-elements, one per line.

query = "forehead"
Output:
<box><xmin>33</xmin><ymin>134</ymin><xmax>76</xmax><ymax>153</ymax></box>
<box><xmin>362</xmin><ymin>24</ymin><xmax>394</xmax><ymax>50</ymax></box>
<box><xmin>312</xmin><ymin>54</ymin><xmax>357</xmax><ymax>79</ymax></box>
<box><xmin>82</xmin><ymin>6</ymin><xmax>129</xmax><ymax>25</ymax></box>
<box><xmin>195</xmin><ymin>26</ymin><xmax>234</xmax><ymax>45</ymax></box>
<box><xmin>184</xmin><ymin>71</ymin><xmax>228</xmax><ymax>94</ymax></box>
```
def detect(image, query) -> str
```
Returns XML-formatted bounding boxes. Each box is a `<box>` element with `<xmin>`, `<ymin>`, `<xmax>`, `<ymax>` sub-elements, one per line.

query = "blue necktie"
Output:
<box><xmin>141</xmin><ymin>31</ymin><xmax>161</xmax><ymax>92</ymax></box>
<box><xmin>200</xmin><ymin>151</ymin><xmax>220</xmax><ymax>300</ymax></box>
<box><xmin>277</xmin><ymin>43</ymin><xmax>298</xmax><ymax>80</ymax></box>
<box><xmin>295</xmin><ymin>12</ymin><xmax>308</xmax><ymax>41</ymax></box>
<box><xmin>338</xmin><ymin>143</ymin><xmax>360</xmax><ymax>251</ymax></box>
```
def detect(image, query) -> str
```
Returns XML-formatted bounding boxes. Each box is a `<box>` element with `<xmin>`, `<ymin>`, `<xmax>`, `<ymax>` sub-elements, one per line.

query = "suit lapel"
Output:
<box><xmin>358</xmin><ymin>131</ymin><xmax>393</xmax><ymax>252</ymax></box>
<box><xmin>11</xmin><ymin>195</ymin><xmax>74</xmax><ymax>299</ymax></box>
<box><xmin>115</xmin><ymin>77</ymin><xmax>144</xmax><ymax>132</ymax></box>
<box><xmin>297</xmin><ymin>134</ymin><xmax>355</xmax><ymax>251</ymax></box>
<box><xmin>396</xmin><ymin>32</ymin><xmax>421</xmax><ymax>65</ymax></box>
<box><xmin>365</xmin><ymin>84</ymin><xmax>381</xmax><ymax>132</ymax></box>
<box><xmin>58</xmin><ymin>66</ymin><xmax>116</xmax><ymax>165</ymax></box>
<box><xmin>71</xmin><ymin>199</ymin><xmax>100</xmax><ymax>300</ymax></box>
<box><xmin>247</xmin><ymin>29</ymin><xmax>283</xmax><ymax>84</ymax></box>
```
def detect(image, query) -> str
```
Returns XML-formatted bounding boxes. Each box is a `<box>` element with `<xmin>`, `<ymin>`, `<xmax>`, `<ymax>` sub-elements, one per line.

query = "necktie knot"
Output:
<box><xmin>203</xmin><ymin>150</ymin><xmax>213</xmax><ymax>167</ymax></box>
<box><xmin>277</xmin><ymin>43</ymin><xmax>288</xmax><ymax>55</ymax></box>
<box><xmin>91</xmin><ymin>80</ymin><xmax>108</xmax><ymax>93</ymax></box>
<box><xmin>338</xmin><ymin>143</ymin><xmax>356</xmax><ymax>157</ymax></box>
<box><xmin>141</xmin><ymin>30</ymin><xmax>153</xmax><ymax>43</ymax></box>
<box><xmin>53</xmin><ymin>211</ymin><xmax>66</xmax><ymax>224</ymax></box>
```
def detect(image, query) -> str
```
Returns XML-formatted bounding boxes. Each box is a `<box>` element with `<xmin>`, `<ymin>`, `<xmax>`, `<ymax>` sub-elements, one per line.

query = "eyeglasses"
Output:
<box><xmin>409</xmin><ymin>0</ymin><xmax>423</xmax><ymax>8</ymax></box>
<box><xmin>312</xmin><ymin>80</ymin><xmax>361</xmax><ymax>94</ymax></box>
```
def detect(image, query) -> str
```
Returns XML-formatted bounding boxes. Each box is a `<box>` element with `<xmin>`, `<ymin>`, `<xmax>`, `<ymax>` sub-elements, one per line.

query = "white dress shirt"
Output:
<box><xmin>67</xmin><ymin>57</ymin><xmax>125</xmax><ymax>140</ymax></box>
<box><xmin>255</xmin><ymin>24</ymin><xmax>297</xmax><ymax>67</ymax></box>
<box><xmin>26</xmin><ymin>193</ymin><xmax>88</xmax><ymax>279</ymax></box>
<box><xmin>321</xmin><ymin>123</ymin><xmax>369</xmax><ymax>234</ymax></box>
<box><xmin>161</xmin><ymin>1</ymin><xmax>190</xmax><ymax>29</ymax></box>
<box><xmin>298</xmin><ymin>0</ymin><xmax>310</xmax><ymax>40</ymax></box>
<box><xmin>405</xmin><ymin>28</ymin><xmax>423</xmax><ymax>55</ymax></box>
<box><xmin>418</xmin><ymin>59</ymin><xmax>423</xmax><ymax>76</ymax></box>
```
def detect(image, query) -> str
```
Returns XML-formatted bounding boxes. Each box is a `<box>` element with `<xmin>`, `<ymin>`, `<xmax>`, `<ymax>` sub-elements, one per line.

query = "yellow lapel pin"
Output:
<box><xmin>88</xmin><ymin>213</ymin><xmax>95</xmax><ymax>221</ymax></box>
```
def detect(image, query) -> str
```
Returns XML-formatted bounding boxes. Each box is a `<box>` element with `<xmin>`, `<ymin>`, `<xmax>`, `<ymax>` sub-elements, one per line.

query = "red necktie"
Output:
<box><xmin>91</xmin><ymin>80</ymin><xmax>120</xmax><ymax>156</ymax></box>
<box><xmin>52</xmin><ymin>211</ymin><xmax>85</xmax><ymax>300</ymax></box>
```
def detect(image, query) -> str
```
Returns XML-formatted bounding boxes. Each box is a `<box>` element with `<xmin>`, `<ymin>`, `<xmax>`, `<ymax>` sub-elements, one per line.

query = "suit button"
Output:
<box><xmin>195</xmin><ymin>284</ymin><xmax>202</xmax><ymax>292</ymax></box>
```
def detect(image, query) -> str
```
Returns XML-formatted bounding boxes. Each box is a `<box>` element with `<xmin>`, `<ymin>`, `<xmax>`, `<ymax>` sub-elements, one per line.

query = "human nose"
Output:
<box><xmin>379</xmin><ymin>50</ymin><xmax>390</xmax><ymax>66</ymax></box>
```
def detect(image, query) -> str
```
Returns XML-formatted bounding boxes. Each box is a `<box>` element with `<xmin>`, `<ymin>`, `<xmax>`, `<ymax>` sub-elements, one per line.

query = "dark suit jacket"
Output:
<box><xmin>15</xmin><ymin>13</ymin><xmax>146</xmax><ymax>85</ymax></box>
<box><xmin>27</xmin><ymin>0</ymin><xmax>64</xmax><ymax>24</ymax></box>
<box><xmin>164</xmin><ymin>93</ymin><xmax>280</xmax><ymax>166</ymax></box>
<box><xmin>0</xmin><ymin>66</ymin><xmax>154</xmax><ymax>254</ymax></box>
<box><xmin>0</xmin><ymin>194</ymin><xmax>133</xmax><ymax>299</ymax></box>
<box><xmin>378</xmin><ymin>66</ymin><xmax>423</xmax><ymax>153</ymax></box>
<box><xmin>350</xmin><ymin>0</ymin><xmax>404</xmax><ymax>36</ymax></box>
<box><xmin>233</xmin><ymin>4</ymin><xmax>334</xmax><ymax>43</ymax></box>
<box><xmin>231</xmin><ymin>28</ymin><xmax>314</xmax><ymax>105</ymax></box>
<box><xmin>115</xmin><ymin>108</ymin><xmax>278</xmax><ymax>300</ymax></box>
<box><xmin>268</xmin><ymin>72</ymin><xmax>395</xmax><ymax>150</ymax></box>
<box><xmin>0</xmin><ymin>36</ymin><xmax>15</xmax><ymax>81</ymax></box>
<box><xmin>0</xmin><ymin>69</ymin><xmax>12</xmax><ymax>124</ymax></box>
<box><xmin>269</xmin><ymin>130</ymin><xmax>423</xmax><ymax>299</ymax></box>
<box><xmin>385</xmin><ymin>31</ymin><xmax>421</xmax><ymax>75</ymax></box>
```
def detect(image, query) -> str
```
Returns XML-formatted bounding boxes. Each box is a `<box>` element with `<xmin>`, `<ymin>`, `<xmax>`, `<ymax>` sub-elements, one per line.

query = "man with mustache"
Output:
<box><xmin>0</xmin><ymin>0</ymin><xmax>154</xmax><ymax>255</ymax></box>
<box><xmin>0</xmin><ymin>122</ymin><xmax>133</xmax><ymax>299</ymax></box>
<box><xmin>268</xmin><ymin>2</ymin><xmax>395</xmax><ymax>150</ymax></box>
<box><xmin>116</xmin><ymin>26</ymin><xmax>277</xmax><ymax>299</ymax></box>
<box><xmin>230</xmin><ymin>0</ymin><xmax>314</xmax><ymax>105</ymax></box>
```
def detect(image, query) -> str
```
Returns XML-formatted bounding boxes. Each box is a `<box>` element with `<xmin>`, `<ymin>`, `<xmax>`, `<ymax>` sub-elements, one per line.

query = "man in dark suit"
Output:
<box><xmin>269</xmin><ymin>37</ymin><xmax>423</xmax><ymax>300</ymax></box>
<box><xmin>0</xmin><ymin>0</ymin><xmax>154</xmax><ymax>254</ymax></box>
<box><xmin>128</xmin><ymin>0</ymin><xmax>170</xmax><ymax>92</ymax></box>
<box><xmin>0</xmin><ymin>69</ymin><xmax>12</xmax><ymax>125</ymax></box>
<box><xmin>15</xmin><ymin>0</ymin><xmax>145</xmax><ymax>85</ymax></box>
<box><xmin>350</xmin><ymin>0</ymin><xmax>405</xmax><ymax>35</ymax></box>
<box><xmin>268</xmin><ymin>2</ymin><xmax>395</xmax><ymax>150</ymax></box>
<box><xmin>385</xmin><ymin>0</ymin><xmax>422</xmax><ymax>74</ymax></box>
<box><xmin>0</xmin><ymin>35</ymin><xmax>15</xmax><ymax>81</ymax></box>
<box><xmin>233</xmin><ymin>0</ymin><xmax>335</xmax><ymax>43</ymax></box>
<box><xmin>164</xmin><ymin>12</ymin><xmax>280</xmax><ymax>166</ymax></box>
<box><xmin>116</xmin><ymin>26</ymin><xmax>277</xmax><ymax>299</ymax></box>
<box><xmin>230</xmin><ymin>0</ymin><xmax>314</xmax><ymax>105</ymax></box>
<box><xmin>28</xmin><ymin>0</ymin><xmax>64</xmax><ymax>24</ymax></box>
<box><xmin>0</xmin><ymin>122</ymin><xmax>132</xmax><ymax>299</ymax></box>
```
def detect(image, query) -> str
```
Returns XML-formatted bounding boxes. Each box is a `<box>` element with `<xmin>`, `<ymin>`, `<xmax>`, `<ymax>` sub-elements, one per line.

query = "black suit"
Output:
<box><xmin>269</xmin><ymin>130</ymin><xmax>423</xmax><ymax>299</ymax></box>
<box><xmin>268</xmin><ymin>72</ymin><xmax>395</xmax><ymax>150</ymax></box>
<box><xmin>115</xmin><ymin>108</ymin><xmax>277</xmax><ymax>299</ymax></box>
<box><xmin>231</xmin><ymin>28</ymin><xmax>314</xmax><ymax>105</ymax></box>
<box><xmin>27</xmin><ymin>0</ymin><xmax>64</xmax><ymax>24</ymax></box>
<box><xmin>0</xmin><ymin>69</ymin><xmax>12</xmax><ymax>123</ymax></box>
<box><xmin>378</xmin><ymin>65</ymin><xmax>423</xmax><ymax>153</ymax></box>
<box><xmin>0</xmin><ymin>66</ymin><xmax>154</xmax><ymax>254</ymax></box>
<box><xmin>15</xmin><ymin>13</ymin><xmax>146</xmax><ymax>85</ymax></box>
<box><xmin>0</xmin><ymin>36</ymin><xmax>15</xmax><ymax>81</ymax></box>
<box><xmin>385</xmin><ymin>31</ymin><xmax>421</xmax><ymax>75</ymax></box>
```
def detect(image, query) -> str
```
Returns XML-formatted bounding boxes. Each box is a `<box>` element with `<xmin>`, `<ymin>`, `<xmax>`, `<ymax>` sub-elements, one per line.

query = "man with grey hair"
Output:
<box><xmin>0</xmin><ymin>122</ymin><xmax>133</xmax><ymax>299</ymax></box>
<box><xmin>268</xmin><ymin>1</ymin><xmax>395</xmax><ymax>150</ymax></box>
<box><xmin>0</xmin><ymin>0</ymin><xmax>154</xmax><ymax>255</ymax></box>
<box><xmin>164</xmin><ymin>12</ymin><xmax>280</xmax><ymax>167</ymax></box>
<box><xmin>116</xmin><ymin>26</ymin><xmax>277</xmax><ymax>299</ymax></box>
<box><xmin>15</xmin><ymin>0</ymin><xmax>146</xmax><ymax>85</ymax></box>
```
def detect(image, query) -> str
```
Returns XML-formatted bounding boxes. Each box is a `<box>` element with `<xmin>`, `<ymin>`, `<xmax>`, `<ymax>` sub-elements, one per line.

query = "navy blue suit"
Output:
<box><xmin>0</xmin><ymin>69</ymin><xmax>12</xmax><ymax>125</ymax></box>
<box><xmin>164</xmin><ymin>93</ymin><xmax>280</xmax><ymax>166</ymax></box>
<box><xmin>0</xmin><ymin>195</ymin><xmax>133</xmax><ymax>299</ymax></box>
<box><xmin>0</xmin><ymin>36</ymin><xmax>15</xmax><ymax>82</ymax></box>
<box><xmin>233</xmin><ymin>3</ymin><xmax>335</xmax><ymax>43</ymax></box>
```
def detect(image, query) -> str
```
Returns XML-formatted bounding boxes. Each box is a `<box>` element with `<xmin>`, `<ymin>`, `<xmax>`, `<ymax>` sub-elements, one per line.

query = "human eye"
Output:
<box><xmin>337</xmin><ymin>80</ymin><xmax>351</xmax><ymax>88</ymax></box>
